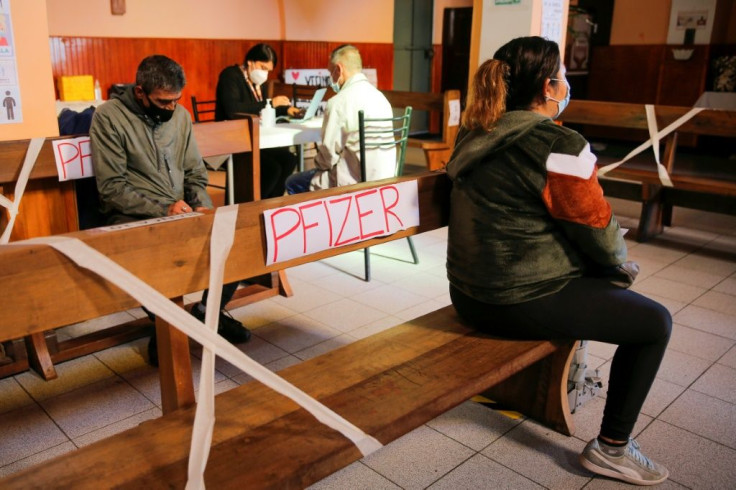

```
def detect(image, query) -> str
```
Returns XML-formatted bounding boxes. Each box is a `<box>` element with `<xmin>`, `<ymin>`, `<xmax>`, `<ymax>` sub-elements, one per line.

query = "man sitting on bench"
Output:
<box><xmin>89</xmin><ymin>55</ymin><xmax>251</xmax><ymax>366</ymax></box>
<box><xmin>285</xmin><ymin>45</ymin><xmax>394</xmax><ymax>193</ymax></box>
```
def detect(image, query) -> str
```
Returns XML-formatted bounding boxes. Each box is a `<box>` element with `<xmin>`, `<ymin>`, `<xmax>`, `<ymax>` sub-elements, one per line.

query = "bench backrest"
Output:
<box><xmin>381</xmin><ymin>89</ymin><xmax>461</xmax><ymax>144</ymax></box>
<box><xmin>561</xmin><ymin>100</ymin><xmax>736</xmax><ymax>137</ymax></box>
<box><xmin>0</xmin><ymin>172</ymin><xmax>450</xmax><ymax>343</ymax></box>
<box><xmin>191</xmin><ymin>118</ymin><xmax>257</xmax><ymax>157</ymax></box>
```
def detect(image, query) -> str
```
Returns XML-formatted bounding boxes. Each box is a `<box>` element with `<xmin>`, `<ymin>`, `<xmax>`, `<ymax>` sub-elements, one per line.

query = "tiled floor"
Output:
<box><xmin>1</xmin><ymin>178</ymin><xmax>735</xmax><ymax>487</ymax></box>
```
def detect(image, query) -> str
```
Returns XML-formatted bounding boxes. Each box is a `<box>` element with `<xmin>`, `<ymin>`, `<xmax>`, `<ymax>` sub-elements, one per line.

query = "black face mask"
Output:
<box><xmin>142</xmin><ymin>93</ymin><xmax>175</xmax><ymax>123</ymax></box>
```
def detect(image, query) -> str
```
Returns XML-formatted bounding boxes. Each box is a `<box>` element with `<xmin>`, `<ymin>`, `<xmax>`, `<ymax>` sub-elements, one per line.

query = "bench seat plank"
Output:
<box><xmin>0</xmin><ymin>305</ymin><xmax>575</xmax><ymax>489</ymax></box>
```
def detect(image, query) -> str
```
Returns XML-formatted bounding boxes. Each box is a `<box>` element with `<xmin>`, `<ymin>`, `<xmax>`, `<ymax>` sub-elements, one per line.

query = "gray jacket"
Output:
<box><xmin>90</xmin><ymin>87</ymin><xmax>212</xmax><ymax>221</ymax></box>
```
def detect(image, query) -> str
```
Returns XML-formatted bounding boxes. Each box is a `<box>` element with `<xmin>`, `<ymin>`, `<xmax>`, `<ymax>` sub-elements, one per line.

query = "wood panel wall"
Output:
<box><xmin>587</xmin><ymin>44</ymin><xmax>710</xmax><ymax>106</ymax></box>
<box><xmin>49</xmin><ymin>37</ymin><xmax>396</xmax><ymax>114</ymax></box>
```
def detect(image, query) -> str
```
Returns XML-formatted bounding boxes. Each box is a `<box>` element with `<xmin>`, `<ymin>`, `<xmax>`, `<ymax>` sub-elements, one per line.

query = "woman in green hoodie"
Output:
<box><xmin>446</xmin><ymin>37</ymin><xmax>671</xmax><ymax>486</ymax></box>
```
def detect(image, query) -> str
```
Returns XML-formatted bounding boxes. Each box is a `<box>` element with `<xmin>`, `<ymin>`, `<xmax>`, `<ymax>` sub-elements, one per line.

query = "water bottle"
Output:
<box><xmin>260</xmin><ymin>99</ymin><xmax>276</xmax><ymax>128</ymax></box>
<box><xmin>94</xmin><ymin>79</ymin><xmax>102</xmax><ymax>100</ymax></box>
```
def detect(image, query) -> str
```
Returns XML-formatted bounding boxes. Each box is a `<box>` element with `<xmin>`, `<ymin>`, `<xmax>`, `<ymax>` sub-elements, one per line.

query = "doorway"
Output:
<box><xmin>393</xmin><ymin>0</ymin><xmax>434</xmax><ymax>132</ymax></box>
<box><xmin>441</xmin><ymin>7</ymin><xmax>472</xmax><ymax>107</ymax></box>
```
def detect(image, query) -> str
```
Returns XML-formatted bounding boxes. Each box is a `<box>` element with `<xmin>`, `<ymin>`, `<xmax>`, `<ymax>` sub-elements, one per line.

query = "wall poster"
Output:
<box><xmin>0</xmin><ymin>0</ymin><xmax>22</xmax><ymax>124</ymax></box>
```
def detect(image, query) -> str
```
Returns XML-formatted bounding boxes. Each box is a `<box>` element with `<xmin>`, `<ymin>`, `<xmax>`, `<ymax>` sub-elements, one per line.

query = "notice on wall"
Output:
<box><xmin>52</xmin><ymin>136</ymin><xmax>95</xmax><ymax>181</ymax></box>
<box><xmin>263</xmin><ymin>180</ymin><xmax>420</xmax><ymax>265</ymax></box>
<box><xmin>666</xmin><ymin>0</ymin><xmax>716</xmax><ymax>45</ymax></box>
<box><xmin>0</xmin><ymin>0</ymin><xmax>22</xmax><ymax>124</ymax></box>
<box><xmin>284</xmin><ymin>68</ymin><xmax>378</xmax><ymax>87</ymax></box>
<box><xmin>541</xmin><ymin>0</ymin><xmax>565</xmax><ymax>48</ymax></box>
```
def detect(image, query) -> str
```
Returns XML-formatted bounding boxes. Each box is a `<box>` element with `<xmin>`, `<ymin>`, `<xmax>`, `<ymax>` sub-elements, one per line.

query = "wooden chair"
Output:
<box><xmin>190</xmin><ymin>96</ymin><xmax>216</xmax><ymax>123</ymax></box>
<box><xmin>191</xmin><ymin>96</ymin><xmax>234</xmax><ymax>204</ymax></box>
<box><xmin>358</xmin><ymin>107</ymin><xmax>418</xmax><ymax>281</ymax></box>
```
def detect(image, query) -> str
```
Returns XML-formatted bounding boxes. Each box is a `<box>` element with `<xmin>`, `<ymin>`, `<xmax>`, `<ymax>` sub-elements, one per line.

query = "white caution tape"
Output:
<box><xmin>186</xmin><ymin>206</ymin><xmax>237</xmax><ymax>490</ymax></box>
<box><xmin>17</xmin><ymin>230</ymin><xmax>381</xmax><ymax>489</ymax></box>
<box><xmin>0</xmin><ymin>138</ymin><xmax>45</xmax><ymax>244</ymax></box>
<box><xmin>597</xmin><ymin>106</ymin><xmax>704</xmax><ymax>187</ymax></box>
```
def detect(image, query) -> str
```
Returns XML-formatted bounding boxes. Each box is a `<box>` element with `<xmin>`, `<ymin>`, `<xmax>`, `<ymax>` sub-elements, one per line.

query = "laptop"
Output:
<box><xmin>278</xmin><ymin>87</ymin><xmax>327</xmax><ymax>123</ymax></box>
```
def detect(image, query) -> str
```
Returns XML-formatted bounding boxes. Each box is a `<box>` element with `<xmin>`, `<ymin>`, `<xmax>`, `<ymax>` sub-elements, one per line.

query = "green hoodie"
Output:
<box><xmin>446</xmin><ymin>111</ymin><xmax>626</xmax><ymax>305</ymax></box>
<box><xmin>90</xmin><ymin>87</ymin><xmax>212</xmax><ymax>222</ymax></box>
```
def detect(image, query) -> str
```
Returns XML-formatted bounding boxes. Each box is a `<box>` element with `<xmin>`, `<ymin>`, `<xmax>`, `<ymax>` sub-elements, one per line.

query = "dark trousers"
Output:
<box><xmin>260</xmin><ymin>147</ymin><xmax>297</xmax><ymax>199</ymax></box>
<box><xmin>450</xmin><ymin>277</ymin><xmax>672</xmax><ymax>441</ymax></box>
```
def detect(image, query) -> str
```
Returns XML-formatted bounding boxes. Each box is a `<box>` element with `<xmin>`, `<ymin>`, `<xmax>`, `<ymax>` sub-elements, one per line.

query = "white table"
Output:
<box><xmin>260</xmin><ymin>117</ymin><xmax>323</xmax><ymax>171</ymax></box>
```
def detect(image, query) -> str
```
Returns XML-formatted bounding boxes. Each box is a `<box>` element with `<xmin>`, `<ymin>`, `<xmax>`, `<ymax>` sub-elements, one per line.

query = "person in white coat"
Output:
<box><xmin>285</xmin><ymin>45</ymin><xmax>395</xmax><ymax>193</ymax></box>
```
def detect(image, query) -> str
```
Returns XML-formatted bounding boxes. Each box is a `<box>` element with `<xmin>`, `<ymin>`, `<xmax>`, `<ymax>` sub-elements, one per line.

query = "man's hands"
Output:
<box><xmin>167</xmin><ymin>200</ymin><xmax>207</xmax><ymax>215</ymax></box>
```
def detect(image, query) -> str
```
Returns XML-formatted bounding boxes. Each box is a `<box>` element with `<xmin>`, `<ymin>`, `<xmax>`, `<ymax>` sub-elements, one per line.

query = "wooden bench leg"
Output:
<box><xmin>277</xmin><ymin>270</ymin><xmax>293</xmax><ymax>297</ymax></box>
<box><xmin>636</xmin><ymin>184</ymin><xmax>665</xmax><ymax>242</ymax></box>
<box><xmin>24</xmin><ymin>332</ymin><xmax>58</xmax><ymax>380</ymax></box>
<box><xmin>423</xmin><ymin>148</ymin><xmax>452</xmax><ymax>171</ymax></box>
<box><xmin>156</xmin><ymin>296</ymin><xmax>195</xmax><ymax>414</ymax></box>
<box><xmin>483</xmin><ymin>340</ymin><xmax>577</xmax><ymax>436</ymax></box>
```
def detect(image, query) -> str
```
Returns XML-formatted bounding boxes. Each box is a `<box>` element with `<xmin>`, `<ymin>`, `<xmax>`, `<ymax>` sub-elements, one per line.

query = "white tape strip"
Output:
<box><xmin>186</xmin><ymin>206</ymin><xmax>237</xmax><ymax>490</ymax></box>
<box><xmin>0</xmin><ymin>138</ymin><xmax>45</xmax><ymax>244</ymax></box>
<box><xmin>645</xmin><ymin>105</ymin><xmax>661</xmax><ymax>165</ymax></box>
<box><xmin>645</xmin><ymin>105</ymin><xmax>674</xmax><ymax>188</ymax></box>
<box><xmin>19</xmin><ymin>232</ymin><xmax>382</xmax><ymax>484</ymax></box>
<box><xmin>597</xmin><ymin>107</ymin><xmax>704</xmax><ymax>187</ymax></box>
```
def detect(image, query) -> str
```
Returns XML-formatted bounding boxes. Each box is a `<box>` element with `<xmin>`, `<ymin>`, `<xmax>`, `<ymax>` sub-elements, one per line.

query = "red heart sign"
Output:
<box><xmin>291</xmin><ymin>71</ymin><xmax>300</xmax><ymax>82</ymax></box>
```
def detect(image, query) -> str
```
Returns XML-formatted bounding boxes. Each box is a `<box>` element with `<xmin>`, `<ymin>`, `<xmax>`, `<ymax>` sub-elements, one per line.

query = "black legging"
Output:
<box><xmin>450</xmin><ymin>277</ymin><xmax>672</xmax><ymax>441</ymax></box>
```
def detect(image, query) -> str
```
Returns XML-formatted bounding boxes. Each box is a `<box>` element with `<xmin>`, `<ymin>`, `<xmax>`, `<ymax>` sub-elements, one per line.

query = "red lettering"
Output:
<box><xmin>56</xmin><ymin>142</ymin><xmax>79</xmax><ymax>180</ymax></box>
<box><xmin>380</xmin><ymin>185</ymin><xmax>404</xmax><ymax>230</ymax></box>
<box><xmin>322</xmin><ymin>200</ymin><xmax>334</xmax><ymax>247</ymax></box>
<box><xmin>355</xmin><ymin>189</ymin><xmax>385</xmax><ymax>240</ymax></box>
<box><xmin>79</xmin><ymin>139</ymin><xmax>92</xmax><ymax>177</ymax></box>
<box><xmin>330</xmin><ymin>195</ymin><xmax>360</xmax><ymax>247</ymax></box>
<box><xmin>298</xmin><ymin>201</ymin><xmax>324</xmax><ymax>253</ymax></box>
<box><xmin>269</xmin><ymin>208</ymin><xmax>302</xmax><ymax>263</ymax></box>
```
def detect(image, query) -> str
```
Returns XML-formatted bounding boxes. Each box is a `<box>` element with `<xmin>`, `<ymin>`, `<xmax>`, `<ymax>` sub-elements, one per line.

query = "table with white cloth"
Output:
<box><xmin>261</xmin><ymin>117</ymin><xmax>323</xmax><ymax>172</ymax></box>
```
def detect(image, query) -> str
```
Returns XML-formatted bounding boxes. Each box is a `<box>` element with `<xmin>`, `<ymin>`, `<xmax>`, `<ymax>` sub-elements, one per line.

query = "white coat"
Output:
<box><xmin>310</xmin><ymin>73</ymin><xmax>396</xmax><ymax>190</ymax></box>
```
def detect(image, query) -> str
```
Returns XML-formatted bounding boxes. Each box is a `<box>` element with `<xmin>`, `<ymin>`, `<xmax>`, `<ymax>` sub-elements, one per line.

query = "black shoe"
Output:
<box><xmin>147</xmin><ymin>335</ymin><xmax>158</xmax><ymax>367</ymax></box>
<box><xmin>191</xmin><ymin>306</ymin><xmax>252</xmax><ymax>344</ymax></box>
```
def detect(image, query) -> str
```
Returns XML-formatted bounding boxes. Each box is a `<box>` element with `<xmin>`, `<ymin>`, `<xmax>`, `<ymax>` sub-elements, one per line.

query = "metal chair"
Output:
<box><xmin>191</xmin><ymin>96</ymin><xmax>234</xmax><ymax>205</ymax></box>
<box><xmin>358</xmin><ymin>106</ymin><xmax>417</xmax><ymax>281</ymax></box>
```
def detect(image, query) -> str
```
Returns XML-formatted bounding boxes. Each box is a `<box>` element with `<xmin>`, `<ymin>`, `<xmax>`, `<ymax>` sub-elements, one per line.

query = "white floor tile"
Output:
<box><xmin>362</xmin><ymin>425</ymin><xmax>475</xmax><ymax>489</ymax></box>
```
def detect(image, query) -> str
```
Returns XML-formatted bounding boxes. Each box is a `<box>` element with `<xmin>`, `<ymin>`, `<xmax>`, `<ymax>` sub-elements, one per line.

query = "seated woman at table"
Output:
<box><xmin>215</xmin><ymin>43</ymin><xmax>303</xmax><ymax>198</ymax></box>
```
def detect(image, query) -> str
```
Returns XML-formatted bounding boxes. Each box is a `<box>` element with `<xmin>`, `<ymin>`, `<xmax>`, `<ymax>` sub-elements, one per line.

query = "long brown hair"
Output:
<box><xmin>462</xmin><ymin>59</ymin><xmax>508</xmax><ymax>131</ymax></box>
<box><xmin>462</xmin><ymin>36</ymin><xmax>561</xmax><ymax>131</ymax></box>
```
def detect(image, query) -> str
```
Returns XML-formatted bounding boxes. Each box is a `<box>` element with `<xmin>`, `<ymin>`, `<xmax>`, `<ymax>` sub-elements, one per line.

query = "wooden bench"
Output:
<box><xmin>561</xmin><ymin>100</ymin><xmax>736</xmax><ymax>241</ymax></box>
<box><xmin>0</xmin><ymin>171</ymin><xmax>576</xmax><ymax>488</ymax></box>
<box><xmin>381</xmin><ymin>89</ymin><xmax>461</xmax><ymax>171</ymax></box>
<box><xmin>0</xmin><ymin>118</ymin><xmax>290</xmax><ymax>380</ymax></box>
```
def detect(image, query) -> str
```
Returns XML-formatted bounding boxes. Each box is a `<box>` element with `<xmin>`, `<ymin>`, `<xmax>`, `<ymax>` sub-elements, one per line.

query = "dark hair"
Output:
<box><xmin>244</xmin><ymin>43</ymin><xmax>278</xmax><ymax>67</ymax></box>
<box><xmin>462</xmin><ymin>36</ymin><xmax>561</xmax><ymax>131</ymax></box>
<box><xmin>135</xmin><ymin>55</ymin><xmax>186</xmax><ymax>94</ymax></box>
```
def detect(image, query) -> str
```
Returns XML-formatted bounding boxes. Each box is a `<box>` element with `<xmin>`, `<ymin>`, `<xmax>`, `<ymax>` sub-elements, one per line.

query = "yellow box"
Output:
<box><xmin>57</xmin><ymin>75</ymin><xmax>95</xmax><ymax>101</ymax></box>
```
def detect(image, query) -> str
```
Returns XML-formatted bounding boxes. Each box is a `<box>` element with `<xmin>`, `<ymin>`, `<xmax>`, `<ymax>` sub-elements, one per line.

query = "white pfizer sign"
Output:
<box><xmin>263</xmin><ymin>180</ymin><xmax>419</xmax><ymax>265</ymax></box>
<box><xmin>284</xmin><ymin>68</ymin><xmax>378</xmax><ymax>87</ymax></box>
<box><xmin>52</xmin><ymin>136</ymin><xmax>94</xmax><ymax>181</ymax></box>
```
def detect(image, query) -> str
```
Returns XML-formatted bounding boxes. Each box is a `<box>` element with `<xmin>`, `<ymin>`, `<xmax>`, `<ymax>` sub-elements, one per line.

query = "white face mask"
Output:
<box><xmin>329</xmin><ymin>66</ymin><xmax>341</xmax><ymax>93</ymax></box>
<box><xmin>546</xmin><ymin>78</ymin><xmax>571</xmax><ymax>119</ymax></box>
<box><xmin>249</xmin><ymin>68</ymin><xmax>268</xmax><ymax>86</ymax></box>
